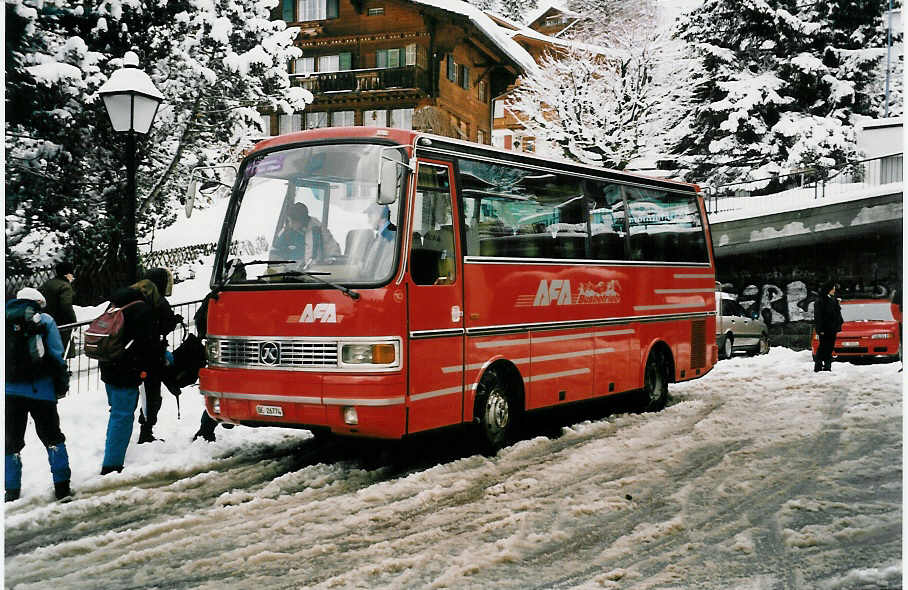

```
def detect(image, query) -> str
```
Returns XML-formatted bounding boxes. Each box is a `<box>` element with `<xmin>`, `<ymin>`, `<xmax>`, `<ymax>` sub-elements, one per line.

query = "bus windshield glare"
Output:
<box><xmin>218</xmin><ymin>142</ymin><xmax>403</xmax><ymax>286</ymax></box>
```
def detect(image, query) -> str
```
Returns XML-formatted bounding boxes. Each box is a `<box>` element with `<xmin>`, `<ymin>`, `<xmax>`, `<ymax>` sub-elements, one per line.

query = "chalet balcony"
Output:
<box><xmin>291</xmin><ymin>65</ymin><xmax>430</xmax><ymax>95</ymax></box>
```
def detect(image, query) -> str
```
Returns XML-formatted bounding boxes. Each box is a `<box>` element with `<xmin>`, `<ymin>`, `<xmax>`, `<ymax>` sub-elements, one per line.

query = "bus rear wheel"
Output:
<box><xmin>475</xmin><ymin>368</ymin><xmax>516</xmax><ymax>454</ymax></box>
<box><xmin>639</xmin><ymin>349</ymin><xmax>669</xmax><ymax>412</ymax></box>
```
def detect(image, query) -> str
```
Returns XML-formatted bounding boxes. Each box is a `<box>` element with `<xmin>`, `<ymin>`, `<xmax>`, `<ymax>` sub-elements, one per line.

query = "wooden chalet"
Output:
<box><xmin>264</xmin><ymin>0</ymin><xmax>537</xmax><ymax>144</ymax></box>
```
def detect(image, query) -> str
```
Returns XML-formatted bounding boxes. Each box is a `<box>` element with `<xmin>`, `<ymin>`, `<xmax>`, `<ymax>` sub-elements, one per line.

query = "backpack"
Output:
<box><xmin>84</xmin><ymin>300</ymin><xmax>142</xmax><ymax>362</ymax></box>
<box><xmin>6</xmin><ymin>301</ymin><xmax>48</xmax><ymax>382</ymax></box>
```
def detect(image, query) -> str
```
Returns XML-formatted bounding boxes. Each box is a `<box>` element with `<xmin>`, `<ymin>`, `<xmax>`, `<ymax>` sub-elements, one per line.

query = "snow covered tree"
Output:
<box><xmin>5</xmin><ymin>0</ymin><xmax>311</xmax><ymax>270</ymax></box>
<box><xmin>507</xmin><ymin>42</ymin><xmax>667</xmax><ymax>169</ymax></box>
<box><xmin>671</xmin><ymin>0</ymin><xmax>894</xmax><ymax>187</ymax></box>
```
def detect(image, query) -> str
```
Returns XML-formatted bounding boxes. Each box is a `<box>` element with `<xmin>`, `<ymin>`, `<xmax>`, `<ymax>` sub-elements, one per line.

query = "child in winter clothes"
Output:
<box><xmin>5</xmin><ymin>287</ymin><xmax>72</xmax><ymax>501</ymax></box>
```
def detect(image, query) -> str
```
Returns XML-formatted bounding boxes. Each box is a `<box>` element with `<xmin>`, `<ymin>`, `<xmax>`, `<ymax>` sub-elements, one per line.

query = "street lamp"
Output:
<box><xmin>98</xmin><ymin>51</ymin><xmax>164</xmax><ymax>284</ymax></box>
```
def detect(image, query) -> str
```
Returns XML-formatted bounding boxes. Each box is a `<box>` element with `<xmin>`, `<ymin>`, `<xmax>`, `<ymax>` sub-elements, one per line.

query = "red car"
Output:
<box><xmin>812</xmin><ymin>299</ymin><xmax>902</xmax><ymax>363</ymax></box>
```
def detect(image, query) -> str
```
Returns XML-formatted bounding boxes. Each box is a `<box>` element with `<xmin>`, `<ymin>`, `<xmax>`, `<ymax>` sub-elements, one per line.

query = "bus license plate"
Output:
<box><xmin>842</xmin><ymin>341</ymin><xmax>860</xmax><ymax>348</ymax></box>
<box><xmin>256</xmin><ymin>405</ymin><xmax>284</xmax><ymax>417</ymax></box>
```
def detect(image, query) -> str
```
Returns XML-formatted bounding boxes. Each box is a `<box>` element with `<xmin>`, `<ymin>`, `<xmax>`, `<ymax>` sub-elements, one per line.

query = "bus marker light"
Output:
<box><xmin>343</xmin><ymin>406</ymin><xmax>359</xmax><ymax>425</ymax></box>
<box><xmin>212</xmin><ymin>398</ymin><xmax>221</xmax><ymax>414</ymax></box>
<box><xmin>371</xmin><ymin>344</ymin><xmax>396</xmax><ymax>364</ymax></box>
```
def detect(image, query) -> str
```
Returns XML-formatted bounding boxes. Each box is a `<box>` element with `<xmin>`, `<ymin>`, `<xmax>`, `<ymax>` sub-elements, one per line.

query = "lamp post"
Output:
<box><xmin>98</xmin><ymin>51</ymin><xmax>164</xmax><ymax>284</ymax></box>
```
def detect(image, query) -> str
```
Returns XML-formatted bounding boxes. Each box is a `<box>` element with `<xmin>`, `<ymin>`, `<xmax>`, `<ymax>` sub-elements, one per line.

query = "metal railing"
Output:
<box><xmin>61</xmin><ymin>299</ymin><xmax>205</xmax><ymax>395</ymax></box>
<box><xmin>705</xmin><ymin>152</ymin><xmax>903</xmax><ymax>215</ymax></box>
<box><xmin>290</xmin><ymin>65</ymin><xmax>430</xmax><ymax>94</ymax></box>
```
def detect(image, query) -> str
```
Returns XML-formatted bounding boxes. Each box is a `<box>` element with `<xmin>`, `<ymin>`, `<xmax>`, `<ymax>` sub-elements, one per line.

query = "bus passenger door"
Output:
<box><xmin>406</xmin><ymin>162</ymin><xmax>464</xmax><ymax>433</ymax></box>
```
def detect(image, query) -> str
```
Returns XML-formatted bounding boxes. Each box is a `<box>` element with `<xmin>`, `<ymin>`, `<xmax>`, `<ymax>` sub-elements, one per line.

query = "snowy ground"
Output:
<box><xmin>4</xmin><ymin>348</ymin><xmax>902</xmax><ymax>589</ymax></box>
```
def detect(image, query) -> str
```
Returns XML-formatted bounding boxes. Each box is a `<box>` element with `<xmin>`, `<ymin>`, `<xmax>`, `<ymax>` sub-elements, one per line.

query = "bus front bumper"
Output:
<box><xmin>199</xmin><ymin>367</ymin><xmax>407</xmax><ymax>438</ymax></box>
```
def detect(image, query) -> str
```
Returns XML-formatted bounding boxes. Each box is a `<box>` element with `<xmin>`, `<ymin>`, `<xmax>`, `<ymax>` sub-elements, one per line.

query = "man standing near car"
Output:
<box><xmin>814</xmin><ymin>280</ymin><xmax>843</xmax><ymax>372</ymax></box>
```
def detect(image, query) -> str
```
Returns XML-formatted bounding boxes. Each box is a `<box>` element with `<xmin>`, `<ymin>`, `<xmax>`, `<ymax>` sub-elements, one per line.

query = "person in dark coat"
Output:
<box><xmin>99</xmin><ymin>284</ymin><xmax>160</xmax><ymax>474</ymax></box>
<box><xmin>814</xmin><ymin>280</ymin><xmax>844</xmax><ymax>372</ymax></box>
<box><xmin>5</xmin><ymin>288</ymin><xmax>72</xmax><ymax>501</ymax></box>
<box><xmin>39</xmin><ymin>261</ymin><xmax>78</xmax><ymax>358</ymax></box>
<box><xmin>133</xmin><ymin>268</ymin><xmax>181</xmax><ymax>444</ymax></box>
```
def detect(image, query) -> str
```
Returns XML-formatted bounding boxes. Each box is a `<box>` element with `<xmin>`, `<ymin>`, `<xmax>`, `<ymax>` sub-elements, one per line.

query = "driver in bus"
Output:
<box><xmin>272</xmin><ymin>202</ymin><xmax>341</xmax><ymax>264</ymax></box>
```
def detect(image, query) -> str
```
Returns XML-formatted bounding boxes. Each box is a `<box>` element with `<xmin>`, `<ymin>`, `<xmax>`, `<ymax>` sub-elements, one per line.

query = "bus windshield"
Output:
<box><xmin>218</xmin><ymin>143</ymin><xmax>402</xmax><ymax>286</ymax></box>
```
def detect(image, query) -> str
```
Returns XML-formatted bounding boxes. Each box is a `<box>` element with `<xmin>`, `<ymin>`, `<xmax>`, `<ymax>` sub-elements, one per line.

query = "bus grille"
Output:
<box><xmin>212</xmin><ymin>338</ymin><xmax>339</xmax><ymax>369</ymax></box>
<box><xmin>690</xmin><ymin>319</ymin><xmax>706</xmax><ymax>368</ymax></box>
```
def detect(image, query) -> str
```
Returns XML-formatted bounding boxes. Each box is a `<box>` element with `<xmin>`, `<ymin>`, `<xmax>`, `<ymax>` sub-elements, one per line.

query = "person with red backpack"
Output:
<box><xmin>97</xmin><ymin>281</ymin><xmax>160</xmax><ymax>474</ymax></box>
<box><xmin>5</xmin><ymin>287</ymin><xmax>72</xmax><ymax>501</ymax></box>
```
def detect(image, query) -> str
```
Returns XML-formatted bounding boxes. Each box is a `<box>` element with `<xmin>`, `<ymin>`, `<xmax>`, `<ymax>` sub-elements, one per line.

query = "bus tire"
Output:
<box><xmin>475</xmin><ymin>367</ymin><xmax>516</xmax><ymax>454</ymax></box>
<box><xmin>639</xmin><ymin>348</ymin><xmax>669</xmax><ymax>412</ymax></box>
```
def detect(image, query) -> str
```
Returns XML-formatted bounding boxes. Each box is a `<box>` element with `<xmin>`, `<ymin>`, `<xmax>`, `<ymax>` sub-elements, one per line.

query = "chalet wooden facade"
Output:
<box><xmin>265</xmin><ymin>0</ymin><xmax>536</xmax><ymax>144</ymax></box>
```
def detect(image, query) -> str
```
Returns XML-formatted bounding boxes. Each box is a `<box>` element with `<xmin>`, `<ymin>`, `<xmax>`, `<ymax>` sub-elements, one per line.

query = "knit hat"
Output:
<box><xmin>16</xmin><ymin>287</ymin><xmax>46</xmax><ymax>308</ymax></box>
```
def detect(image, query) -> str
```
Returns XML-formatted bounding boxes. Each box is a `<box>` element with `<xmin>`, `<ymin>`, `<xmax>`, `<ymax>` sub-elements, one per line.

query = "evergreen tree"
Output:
<box><xmin>5</xmin><ymin>0</ymin><xmax>311</xmax><ymax>270</ymax></box>
<box><xmin>672</xmin><ymin>0</ymin><xmax>893</xmax><ymax>187</ymax></box>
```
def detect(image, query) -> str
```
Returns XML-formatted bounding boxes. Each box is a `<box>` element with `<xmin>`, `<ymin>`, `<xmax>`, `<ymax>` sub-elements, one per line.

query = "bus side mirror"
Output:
<box><xmin>185</xmin><ymin>165</ymin><xmax>238</xmax><ymax>218</ymax></box>
<box><xmin>377</xmin><ymin>147</ymin><xmax>412</xmax><ymax>205</ymax></box>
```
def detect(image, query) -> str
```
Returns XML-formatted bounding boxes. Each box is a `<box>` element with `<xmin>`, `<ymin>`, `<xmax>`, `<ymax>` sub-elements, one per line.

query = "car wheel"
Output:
<box><xmin>757</xmin><ymin>333</ymin><xmax>770</xmax><ymax>355</ymax></box>
<box><xmin>639</xmin><ymin>348</ymin><xmax>669</xmax><ymax>412</ymax></box>
<box><xmin>719</xmin><ymin>334</ymin><xmax>733</xmax><ymax>360</ymax></box>
<box><xmin>475</xmin><ymin>367</ymin><xmax>516</xmax><ymax>454</ymax></box>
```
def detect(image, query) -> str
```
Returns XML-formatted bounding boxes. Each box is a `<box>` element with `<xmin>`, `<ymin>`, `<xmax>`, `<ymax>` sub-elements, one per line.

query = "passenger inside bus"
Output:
<box><xmin>362</xmin><ymin>203</ymin><xmax>397</xmax><ymax>278</ymax></box>
<box><xmin>272</xmin><ymin>202</ymin><xmax>341</xmax><ymax>264</ymax></box>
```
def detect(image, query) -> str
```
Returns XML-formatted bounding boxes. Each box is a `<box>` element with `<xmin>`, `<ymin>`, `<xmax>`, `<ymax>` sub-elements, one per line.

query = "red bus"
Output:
<box><xmin>198</xmin><ymin>127</ymin><xmax>717</xmax><ymax>451</ymax></box>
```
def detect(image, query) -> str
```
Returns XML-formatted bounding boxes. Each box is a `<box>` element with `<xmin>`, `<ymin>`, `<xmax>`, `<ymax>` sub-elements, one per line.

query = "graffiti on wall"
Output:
<box><xmin>719</xmin><ymin>280</ymin><xmax>897</xmax><ymax>326</ymax></box>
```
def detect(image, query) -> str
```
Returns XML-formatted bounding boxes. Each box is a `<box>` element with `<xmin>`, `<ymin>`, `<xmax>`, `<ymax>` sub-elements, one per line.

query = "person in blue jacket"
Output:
<box><xmin>5</xmin><ymin>287</ymin><xmax>72</xmax><ymax>502</ymax></box>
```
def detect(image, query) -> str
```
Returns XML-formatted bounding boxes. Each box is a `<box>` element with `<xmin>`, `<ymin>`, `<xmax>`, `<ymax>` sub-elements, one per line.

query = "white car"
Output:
<box><xmin>716</xmin><ymin>290</ymin><xmax>770</xmax><ymax>359</ymax></box>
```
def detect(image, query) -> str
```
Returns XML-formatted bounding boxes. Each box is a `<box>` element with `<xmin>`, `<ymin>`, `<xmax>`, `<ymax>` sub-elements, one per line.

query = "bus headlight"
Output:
<box><xmin>340</xmin><ymin>341</ymin><xmax>399</xmax><ymax>367</ymax></box>
<box><xmin>871</xmin><ymin>333</ymin><xmax>892</xmax><ymax>339</ymax></box>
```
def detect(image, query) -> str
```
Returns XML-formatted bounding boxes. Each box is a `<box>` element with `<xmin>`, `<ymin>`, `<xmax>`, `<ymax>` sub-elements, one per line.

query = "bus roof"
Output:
<box><xmin>248</xmin><ymin>127</ymin><xmax>700</xmax><ymax>194</ymax></box>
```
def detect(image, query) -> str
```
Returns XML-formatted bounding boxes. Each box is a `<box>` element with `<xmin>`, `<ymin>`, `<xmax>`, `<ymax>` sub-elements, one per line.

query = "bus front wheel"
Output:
<box><xmin>475</xmin><ymin>367</ymin><xmax>516</xmax><ymax>454</ymax></box>
<box><xmin>639</xmin><ymin>349</ymin><xmax>669</xmax><ymax>412</ymax></box>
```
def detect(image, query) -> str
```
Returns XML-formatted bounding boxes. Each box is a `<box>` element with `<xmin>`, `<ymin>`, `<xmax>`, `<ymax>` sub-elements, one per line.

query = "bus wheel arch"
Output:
<box><xmin>639</xmin><ymin>341</ymin><xmax>673</xmax><ymax>412</ymax></box>
<box><xmin>473</xmin><ymin>360</ymin><xmax>524</xmax><ymax>454</ymax></box>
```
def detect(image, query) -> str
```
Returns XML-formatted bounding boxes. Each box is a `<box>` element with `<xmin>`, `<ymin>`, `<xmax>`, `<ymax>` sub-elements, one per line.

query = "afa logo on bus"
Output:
<box><xmin>533</xmin><ymin>280</ymin><xmax>573</xmax><ymax>306</ymax></box>
<box><xmin>299</xmin><ymin>303</ymin><xmax>337</xmax><ymax>323</ymax></box>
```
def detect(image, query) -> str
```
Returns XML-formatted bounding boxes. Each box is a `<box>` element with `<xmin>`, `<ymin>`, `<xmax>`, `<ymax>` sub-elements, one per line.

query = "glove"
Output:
<box><xmin>164</xmin><ymin>350</ymin><xmax>174</xmax><ymax>366</ymax></box>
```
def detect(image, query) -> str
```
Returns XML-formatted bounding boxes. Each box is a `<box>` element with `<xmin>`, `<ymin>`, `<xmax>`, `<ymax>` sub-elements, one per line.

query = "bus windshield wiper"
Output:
<box><xmin>211</xmin><ymin>259</ymin><xmax>298</xmax><ymax>299</ymax></box>
<box><xmin>260</xmin><ymin>270</ymin><xmax>361</xmax><ymax>300</ymax></box>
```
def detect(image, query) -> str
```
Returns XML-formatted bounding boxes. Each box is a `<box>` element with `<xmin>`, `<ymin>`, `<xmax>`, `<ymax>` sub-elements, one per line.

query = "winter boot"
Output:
<box><xmin>54</xmin><ymin>481</ymin><xmax>72</xmax><ymax>501</ymax></box>
<box><xmin>100</xmin><ymin>465</ymin><xmax>123</xmax><ymax>475</ymax></box>
<box><xmin>137</xmin><ymin>424</ymin><xmax>162</xmax><ymax>444</ymax></box>
<box><xmin>813</xmin><ymin>361</ymin><xmax>822</xmax><ymax>372</ymax></box>
<box><xmin>823</xmin><ymin>361</ymin><xmax>832</xmax><ymax>372</ymax></box>
<box><xmin>5</xmin><ymin>453</ymin><xmax>22</xmax><ymax>502</ymax></box>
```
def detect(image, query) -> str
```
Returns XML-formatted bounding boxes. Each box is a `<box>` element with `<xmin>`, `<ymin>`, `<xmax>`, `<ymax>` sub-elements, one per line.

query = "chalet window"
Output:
<box><xmin>306</xmin><ymin>111</ymin><xmax>328</xmax><ymax>129</ymax></box>
<box><xmin>364</xmin><ymin>109</ymin><xmax>387</xmax><ymax>126</ymax></box>
<box><xmin>367</xmin><ymin>7</ymin><xmax>384</xmax><ymax>15</ymax></box>
<box><xmin>493</xmin><ymin>100</ymin><xmax>504</xmax><ymax>118</ymax></box>
<box><xmin>446</xmin><ymin>55</ymin><xmax>456</xmax><ymax>82</ymax></box>
<box><xmin>458</xmin><ymin>64</ymin><xmax>469</xmax><ymax>90</ymax></box>
<box><xmin>331</xmin><ymin>111</ymin><xmax>355</xmax><ymax>126</ymax></box>
<box><xmin>258</xmin><ymin>116</ymin><xmax>272</xmax><ymax>137</ymax></box>
<box><xmin>316</xmin><ymin>52</ymin><xmax>352</xmax><ymax>72</ymax></box>
<box><xmin>477</xmin><ymin>80</ymin><xmax>487</xmax><ymax>102</ymax></box>
<box><xmin>377</xmin><ymin>46</ymin><xmax>415</xmax><ymax>69</ymax></box>
<box><xmin>477</xmin><ymin>129</ymin><xmax>485</xmax><ymax>144</ymax></box>
<box><xmin>294</xmin><ymin>57</ymin><xmax>315</xmax><ymax>74</ymax></box>
<box><xmin>297</xmin><ymin>0</ymin><xmax>338</xmax><ymax>21</ymax></box>
<box><xmin>279</xmin><ymin>113</ymin><xmax>302</xmax><ymax>134</ymax></box>
<box><xmin>390</xmin><ymin>108</ymin><xmax>413</xmax><ymax>129</ymax></box>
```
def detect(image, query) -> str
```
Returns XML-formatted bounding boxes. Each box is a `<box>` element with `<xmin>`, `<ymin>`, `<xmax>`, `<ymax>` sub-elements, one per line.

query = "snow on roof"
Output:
<box><xmin>507</xmin><ymin>25</ymin><xmax>618</xmax><ymax>57</ymax></box>
<box><xmin>523</xmin><ymin>2</ymin><xmax>580</xmax><ymax>27</ymax></box>
<box><xmin>412</xmin><ymin>0</ymin><xmax>539</xmax><ymax>75</ymax></box>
